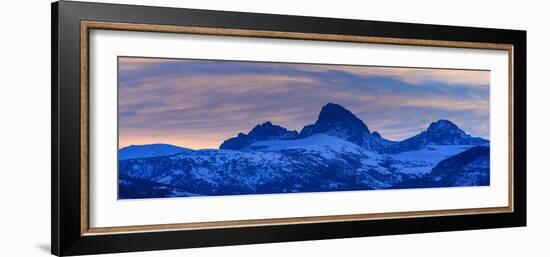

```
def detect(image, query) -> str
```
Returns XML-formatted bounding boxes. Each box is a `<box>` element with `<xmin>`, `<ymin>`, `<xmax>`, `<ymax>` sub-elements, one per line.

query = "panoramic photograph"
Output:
<box><xmin>117</xmin><ymin>57</ymin><xmax>491</xmax><ymax>200</ymax></box>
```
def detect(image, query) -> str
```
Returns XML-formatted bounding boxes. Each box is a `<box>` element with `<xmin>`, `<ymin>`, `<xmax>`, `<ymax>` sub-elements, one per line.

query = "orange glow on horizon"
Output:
<box><xmin>118</xmin><ymin>136</ymin><xmax>225</xmax><ymax>150</ymax></box>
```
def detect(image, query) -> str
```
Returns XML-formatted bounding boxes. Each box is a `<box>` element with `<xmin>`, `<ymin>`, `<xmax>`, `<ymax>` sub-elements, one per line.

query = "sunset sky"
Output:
<box><xmin>118</xmin><ymin>57</ymin><xmax>490</xmax><ymax>149</ymax></box>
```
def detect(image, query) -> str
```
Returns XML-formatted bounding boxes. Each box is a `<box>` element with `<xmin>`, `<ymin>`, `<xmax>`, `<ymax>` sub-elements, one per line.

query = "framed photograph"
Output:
<box><xmin>52</xmin><ymin>1</ymin><xmax>526</xmax><ymax>256</ymax></box>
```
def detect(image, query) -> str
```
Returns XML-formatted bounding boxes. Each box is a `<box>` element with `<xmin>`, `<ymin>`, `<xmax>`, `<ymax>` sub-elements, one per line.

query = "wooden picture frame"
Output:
<box><xmin>52</xmin><ymin>1</ymin><xmax>526</xmax><ymax>256</ymax></box>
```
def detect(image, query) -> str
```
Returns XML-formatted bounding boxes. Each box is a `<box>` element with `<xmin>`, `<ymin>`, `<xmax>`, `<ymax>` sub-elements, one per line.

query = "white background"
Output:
<box><xmin>90</xmin><ymin>30</ymin><xmax>509</xmax><ymax>227</ymax></box>
<box><xmin>0</xmin><ymin>0</ymin><xmax>547</xmax><ymax>256</ymax></box>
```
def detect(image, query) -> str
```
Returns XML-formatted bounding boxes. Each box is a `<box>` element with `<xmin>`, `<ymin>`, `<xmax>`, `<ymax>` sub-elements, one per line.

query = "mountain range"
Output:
<box><xmin>118</xmin><ymin>103</ymin><xmax>490</xmax><ymax>199</ymax></box>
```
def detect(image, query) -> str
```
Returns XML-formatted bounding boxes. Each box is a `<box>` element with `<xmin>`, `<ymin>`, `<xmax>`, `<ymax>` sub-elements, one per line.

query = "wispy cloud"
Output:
<box><xmin>118</xmin><ymin>57</ymin><xmax>490</xmax><ymax>149</ymax></box>
<box><xmin>118</xmin><ymin>57</ymin><xmax>184</xmax><ymax>72</ymax></box>
<box><xmin>290</xmin><ymin>65</ymin><xmax>490</xmax><ymax>86</ymax></box>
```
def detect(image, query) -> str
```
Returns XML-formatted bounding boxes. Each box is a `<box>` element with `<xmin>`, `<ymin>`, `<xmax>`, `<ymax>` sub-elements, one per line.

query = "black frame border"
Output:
<box><xmin>52</xmin><ymin>1</ymin><xmax>526</xmax><ymax>256</ymax></box>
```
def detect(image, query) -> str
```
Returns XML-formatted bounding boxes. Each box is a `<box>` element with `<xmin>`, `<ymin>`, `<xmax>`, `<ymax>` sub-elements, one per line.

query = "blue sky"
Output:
<box><xmin>118</xmin><ymin>57</ymin><xmax>490</xmax><ymax>149</ymax></box>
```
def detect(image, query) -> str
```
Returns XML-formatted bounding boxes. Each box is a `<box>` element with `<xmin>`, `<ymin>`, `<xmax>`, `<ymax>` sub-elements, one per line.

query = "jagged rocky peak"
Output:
<box><xmin>248</xmin><ymin>122</ymin><xmax>298</xmax><ymax>139</ymax></box>
<box><xmin>426</xmin><ymin>119</ymin><xmax>460</xmax><ymax>134</ymax></box>
<box><xmin>298</xmin><ymin>103</ymin><xmax>370</xmax><ymax>145</ymax></box>
<box><xmin>316</xmin><ymin>103</ymin><xmax>370</xmax><ymax>133</ymax></box>
<box><xmin>220</xmin><ymin>121</ymin><xmax>298</xmax><ymax>150</ymax></box>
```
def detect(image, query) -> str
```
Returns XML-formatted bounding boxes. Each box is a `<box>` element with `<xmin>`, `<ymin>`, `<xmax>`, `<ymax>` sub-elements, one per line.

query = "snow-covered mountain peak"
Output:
<box><xmin>387</xmin><ymin>119</ymin><xmax>488</xmax><ymax>153</ymax></box>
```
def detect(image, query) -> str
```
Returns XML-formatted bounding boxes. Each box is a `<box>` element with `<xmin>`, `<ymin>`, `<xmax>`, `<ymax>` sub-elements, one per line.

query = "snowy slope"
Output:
<box><xmin>392</xmin><ymin>146</ymin><xmax>490</xmax><ymax>189</ymax></box>
<box><xmin>388</xmin><ymin>145</ymin><xmax>474</xmax><ymax>175</ymax></box>
<box><xmin>247</xmin><ymin>134</ymin><xmax>362</xmax><ymax>152</ymax></box>
<box><xmin>119</xmin><ymin>134</ymin><xmax>403</xmax><ymax>198</ymax></box>
<box><xmin>119</xmin><ymin>144</ymin><xmax>191</xmax><ymax>160</ymax></box>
